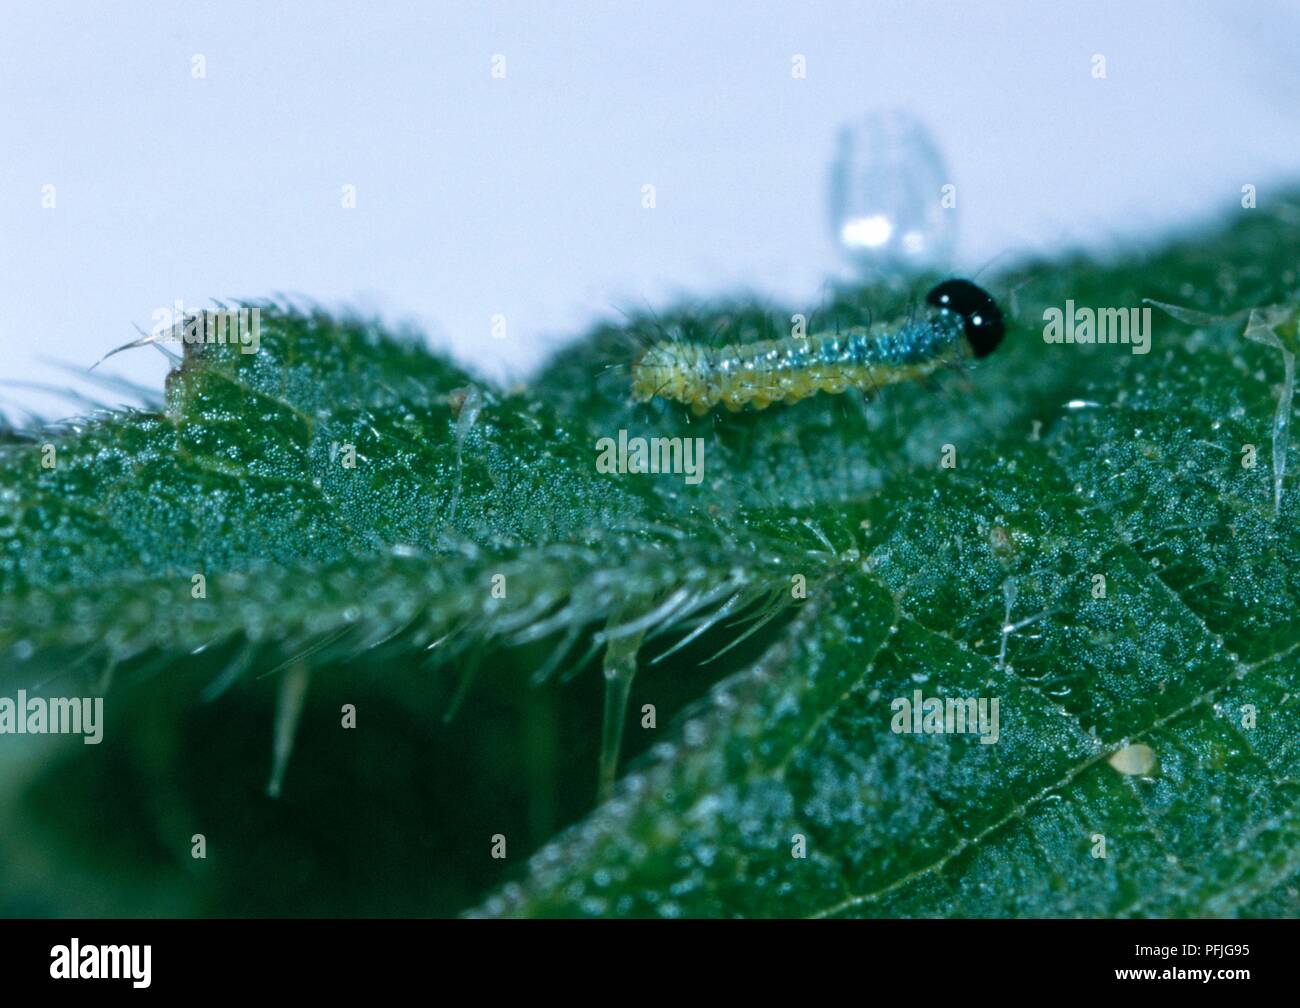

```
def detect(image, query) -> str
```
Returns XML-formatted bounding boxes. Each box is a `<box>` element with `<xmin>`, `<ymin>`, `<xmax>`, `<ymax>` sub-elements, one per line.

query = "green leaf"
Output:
<box><xmin>1</xmin><ymin>199</ymin><xmax>1298</xmax><ymax>918</ymax></box>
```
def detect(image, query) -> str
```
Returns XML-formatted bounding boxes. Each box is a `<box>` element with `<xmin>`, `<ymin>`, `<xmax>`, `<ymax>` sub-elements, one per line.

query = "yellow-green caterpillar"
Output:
<box><xmin>631</xmin><ymin>279</ymin><xmax>1004</xmax><ymax>414</ymax></box>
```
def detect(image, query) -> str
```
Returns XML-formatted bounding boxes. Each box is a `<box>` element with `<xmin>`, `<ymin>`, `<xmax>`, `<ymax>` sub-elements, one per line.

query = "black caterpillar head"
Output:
<box><xmin>926</xmin><ymin>279</ymin><xmax>1004</xmax><ymax>358</ymax></box>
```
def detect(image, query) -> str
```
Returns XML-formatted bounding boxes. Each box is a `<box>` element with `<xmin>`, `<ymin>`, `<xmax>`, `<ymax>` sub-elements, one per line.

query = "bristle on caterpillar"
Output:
<box><xmin>631</xmin><ymin>279</ymin><xmax>1004</xmax><ymax>414</ymax></box>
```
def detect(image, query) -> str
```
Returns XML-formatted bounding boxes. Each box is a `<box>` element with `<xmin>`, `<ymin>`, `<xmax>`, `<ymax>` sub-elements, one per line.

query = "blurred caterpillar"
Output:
<box><xmin>631</xmin><ymin>279</ymin><xmax>1005</xmax><ymax>414</ymax></box>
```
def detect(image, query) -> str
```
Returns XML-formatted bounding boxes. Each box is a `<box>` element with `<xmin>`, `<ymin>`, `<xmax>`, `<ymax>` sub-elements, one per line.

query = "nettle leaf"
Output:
<box><xmin>1</xmin><ymin>200</ymin><xmax>1298</xmax><ymax>917</ymax></box>
<box><xmin>478</xmin><ymin>204</ymin><xmax>1300</xmax><ymax>917</ymax></box>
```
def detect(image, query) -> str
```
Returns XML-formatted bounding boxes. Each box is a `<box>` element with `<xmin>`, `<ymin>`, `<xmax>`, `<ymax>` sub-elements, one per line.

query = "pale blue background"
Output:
<box><xmin>2</xmin><ymin>1</ymin><xmax>1297</xmax><ymax>419</ymax></box>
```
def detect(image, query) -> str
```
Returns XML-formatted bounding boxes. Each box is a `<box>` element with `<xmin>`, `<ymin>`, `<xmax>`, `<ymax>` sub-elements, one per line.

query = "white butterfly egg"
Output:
<box><xmin>829</xmin><ymin>109</ymin><xmax>954</xmax><ymax>274</ymax></box>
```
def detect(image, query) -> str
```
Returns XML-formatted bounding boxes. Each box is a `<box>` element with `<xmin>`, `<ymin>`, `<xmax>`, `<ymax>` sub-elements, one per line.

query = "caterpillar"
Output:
<box><xmin>630</xmin><ymin>279</ymin><xmax>1005</xmax><ymax>414</ymax></box>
